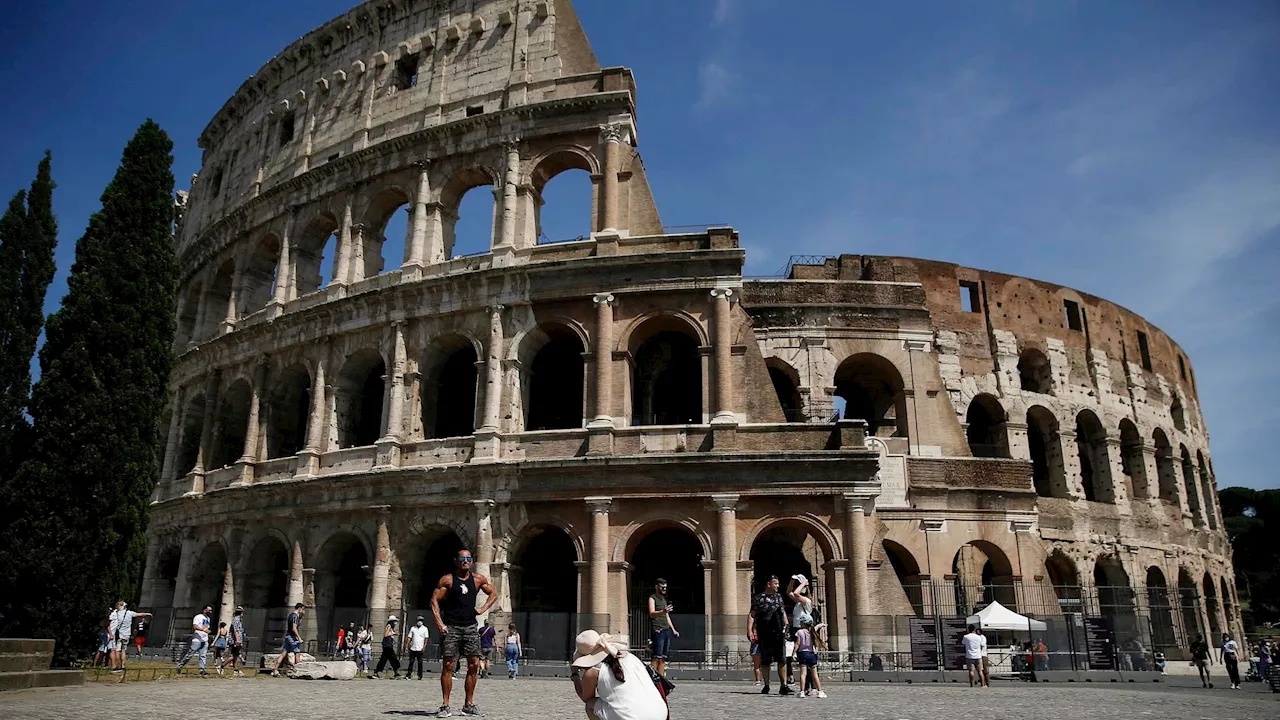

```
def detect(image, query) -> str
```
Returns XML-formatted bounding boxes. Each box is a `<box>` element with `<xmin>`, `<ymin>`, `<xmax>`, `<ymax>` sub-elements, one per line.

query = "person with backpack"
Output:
<box><xmin>219</xmin><ymin>606</ymin><xmax>247</xmax><ymax>677</ymax></box>
<box><xmin>356</xmin><ymin>624</ymin><xmax>373</xmax><ymax>675</ymax></box>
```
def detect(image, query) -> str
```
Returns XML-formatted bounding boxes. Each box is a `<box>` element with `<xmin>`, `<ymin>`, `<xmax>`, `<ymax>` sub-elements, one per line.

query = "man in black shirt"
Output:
<box><xmin>748</xmin><ymin>575</ymin><xmax>791</xmax><ymax>695</ymax></box>
<box><xmin>431</xmin><ymin>548</ymin><xmax>497</xmax><ymax>717</ymax></box>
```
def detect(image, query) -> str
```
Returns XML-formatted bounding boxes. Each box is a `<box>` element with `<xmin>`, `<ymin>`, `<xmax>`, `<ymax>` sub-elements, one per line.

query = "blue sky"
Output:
<box><xmin>0</xmin><ymin>1</ymin><xmax>1276</xmax><ymax>490</ymax></box>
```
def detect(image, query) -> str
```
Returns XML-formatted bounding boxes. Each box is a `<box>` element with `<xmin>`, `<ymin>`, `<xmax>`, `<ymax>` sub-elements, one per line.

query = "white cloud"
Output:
<box><xmin>713</xmin><ymin>0</ymin><xmax>735</xmax><ymax>26</ymax></box>
<box><xmin>695</xmin><ymin>61</ymin><xmax>734</xmax><ymax>111</ymax></box>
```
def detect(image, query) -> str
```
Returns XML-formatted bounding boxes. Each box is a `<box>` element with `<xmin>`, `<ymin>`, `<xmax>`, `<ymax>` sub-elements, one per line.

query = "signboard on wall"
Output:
<box><xmin>942</xmin><ymin>617</ymin><xmax>970</xmax><ymax>670</ymax></box>
<box><xmin>1084</xmin><ymin>617</ymin><xmax>1115</xmax><ymax>670</ymax></box>
<box><xmin>909</xmin><ymin>617</ymin><xmax>939</xmax><ymax>670</ymax></box>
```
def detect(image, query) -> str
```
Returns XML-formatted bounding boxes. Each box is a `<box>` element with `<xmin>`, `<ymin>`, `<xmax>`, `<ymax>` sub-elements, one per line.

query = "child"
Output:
<box><xmin>794</xmin><ymin>620</ymin><xmax>826</xmax><ymax>698</ymax></box>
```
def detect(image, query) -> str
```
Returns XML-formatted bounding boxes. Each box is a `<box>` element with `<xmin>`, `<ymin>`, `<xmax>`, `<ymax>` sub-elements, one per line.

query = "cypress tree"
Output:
<box><xmin>0</xmin><ymin>152</ymin><xmax>57</xmax><ymax>481</ymax></box>
<box><xmin>0</xmin><ymin>123</ymin><xmax>175</xmax><ymax>660</ymax></box>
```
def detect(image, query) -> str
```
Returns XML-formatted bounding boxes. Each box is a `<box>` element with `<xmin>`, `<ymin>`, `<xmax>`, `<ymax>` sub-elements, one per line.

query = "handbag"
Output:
<box><xmin>645</xmin><ymin>662</ymin><xmax>676</xmax><ymax>695</ymax></box>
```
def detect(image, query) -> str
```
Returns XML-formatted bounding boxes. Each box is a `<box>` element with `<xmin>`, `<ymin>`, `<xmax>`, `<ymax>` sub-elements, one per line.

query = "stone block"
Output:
<box><xmin>290</xmin><ymin>661</ymin><xmax>358</xmax><ymax>680</ymax></box>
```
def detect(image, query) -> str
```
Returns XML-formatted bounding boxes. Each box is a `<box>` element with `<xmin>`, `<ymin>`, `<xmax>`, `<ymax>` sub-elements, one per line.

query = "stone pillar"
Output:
<box><xmin>711</xmin><ymin>494</ymin><xmax>741</xmax><ymax>650</ymax></box>
<box><xmin>376</xmin><ymin>323</ymin><xmax>407</xmax><ymax>468</ymax></box>
<box><xmin>234</xmin><ymin>359</ymin><xmax>266</xmax><ymax>486</ymax></box>
<box><xmin>287</xmin><ymin>539</ymin><xmax>305</xmax><ymax>607</ymax></box>
<box><xmin>823</xmin><ymin>560</ymin><xmax>849</xmax><ymax>652</ymax></box>
<box><xmin>710</xmin><ymin>288</ymin><xmax>736</xmax><ymax>423</ymax></box>
<box><xmin>404</xmin><ymin>163</ymin><xmax>431</xmax><ymax>277</ymax></box>
<box><xmin>218</xmin><ymin>563</ymin><xmax>236</xmax><ymax>627</ymax></box>
<box><xmin>268</xmin><ymin>214</ymin><xmax>295</xmax><ymax>316</ymax></box>
<box><xmin>297</xmin><ymin>346</ymin><xmax>329</xmax><ymax>477</ymax></box>
<box><xmin>497</xmin><ymin>140</ymin><xmax>520</xmax><ymax>252</ymax></box>
<box><xmin>332</xmin><ymin>193</ymin><xmax>354</xmax><ymax>288</ymax></box>
<box><xmin>191</xmin><ymin>372</ymin><xmax>221</xmax><ymax>493</ymax></box>
<box><xmin>474</xmin><ymin>499</ymin><xmax>496</xmax><ymax>618</ymax></box>
<box><xmin>368</xmin><ymin>507</ymin><xmax>392</xmax><ymax>630</ymax></box>
<box><xmin>222</xmin><ymin>264</ymin><xmax>242</xmax><ymax>334</ymax></box>
<box><xmin>591</xmin><ymin>293</ymin><xmax>615</xmax><ymax>425</ymax></box>
<box><xmin>586</xmin><ymin>497</ymin><xmax>612</xmax><ymax>622</ymax></box>
<box><xmin>171</xmin><ymin>535</ymin><xmax>200</xmax><ymax>611</ymax></box>
<box><xmin>480</xmin><ymin>306</ymin><xmax>504</xmax><ymax>432</ymax></box>
<box><xmin>844</xmin><ymin>495</ymin><xmax>870</xmax><ymax>648</ymax></box>
<box><xmin>597</xmin><ymin>123</ymin><xmax>628</xmax><ymax>235</ymax></box>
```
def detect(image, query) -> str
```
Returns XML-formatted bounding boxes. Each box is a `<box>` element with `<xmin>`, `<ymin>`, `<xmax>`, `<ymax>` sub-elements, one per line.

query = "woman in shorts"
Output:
<box><xmin>211</xmin><ymin>622</ymin><xmax>229</xmax><ymax>670</ymax></box>
<box><xmin>794</xmin><ymin>620</ymin><xmax>826</xmax><ymax>698</ymax></box>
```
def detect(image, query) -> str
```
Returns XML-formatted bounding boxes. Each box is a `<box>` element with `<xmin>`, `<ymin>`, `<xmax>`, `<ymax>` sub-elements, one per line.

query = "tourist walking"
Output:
<box><xmin>479</xmin><ymin>620</ymin><xmax>497</xmax><ymax>678</ymax></box>
<box><xmin>570</xmin><ymin>630</ymin><xmax>668</xmax><ymax>720</ymax></box>
<box><xmin>357</xmin><ymin>623</ymin><xmax>373</xmax><ymax>674</ymax></box>
<box><xmin>371</xmin><ymin>615</ymin><xmax>402</xmax><ymax>679</ymax></box>
<box><xmin>176</xmin><ymin>605</ymin><xmax>213</xmax><ymax>675</ymax></box>
<box><xmin>430</xmin><ymin>547</ymin><xmax>498</xmax><ymax>717</ymax></box>
<box><xmin>1034</xmin><ymin>638</ymin><xmax>1049</xmax><ymax>671</ymax></box>
<box><xmin>748</xmin><ymin>575</ymin><xmax>792</xmax><ymax>695</ymax></box>
<box><xmin>1190</xmin><ymin>635</ymin><xmax>1213</xmax><ymax>688</ymax></box>
<box><xmin>648</xmin><ymin>579</ymin><xmax>679</xmax><ymax>676</ymax></box>
<box><xmin>1258</xmin><ymin>640</ymin><xmax>1271</xmax><ymax>685</ymax></box>
<box><xmin>406</xmin><ymin>616</ymin><xmax>430</xmax><ymax>680</ymax></box>
<box><xmin>211</xmin><ymin>622</ymin><xmax>229</xmax><ymax>669</ymax></box>
<box><xmin>108</xmin><ymin>600</ymin><xmax>152</xmax><ymax>672</ymax></box>
<box><xmin>795</xmin><ymin>619</ymin><xmax>826</xmax><ymax>698</ymax></box>
<box><xmin>504</xmin><ymin>624</ymin><xmax>522</xmax><ymax>679</ymax></box>
<box><xmin>1222</xmin><ymin>633</ymin><xmax>1241</xmax><ymax>689</ymax></box>
<box><xmin>344</xmin><ymin>621</ymin><xmax>358</xmax><ymax>660</ymax></box>
<box><xmin>133</xmin><ymin>619</ymin><xmax>147</xmax><ymax>661</ymax></box>
<box><xmin>219</xmin><ymin>607</ymin><xmax>246</xmax><ymax>676</ymax></box>
<box><xmin>962</xmin><ymin>624</ymin><xmax>987</xmax><ymax>688</ymax></box>
<box><xmin>272</xmin><ymin>603</ymin><xmax>306</xmax><ymax>677</ymax></box>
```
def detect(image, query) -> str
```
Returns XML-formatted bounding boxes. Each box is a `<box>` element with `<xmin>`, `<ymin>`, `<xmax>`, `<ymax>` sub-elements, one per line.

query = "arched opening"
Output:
<box><xmin>422</xmin><ymin>335</ymin><xmax>478</xmax><ymax>439</ymax></box>
<box><xmin>176</xmin><ymin>393</ymin><xmax>207</xmax><ymax>476</ymax></box>
<box><xmin>189</xmin><ymin>543</ymin><xmax>228</xmax><ymax>621</ymax></box>
<box><xmin>524</xmin><ymin>324</ymin><xmax>586</xmax><ymax>431</ymax></box>
<box><xmin>950</xmin><ymin>540</ymin><xmax>1016</xmax><ymax>614</ymax></box>
<box><xmin>883</xmin><ymin>540</ymin><xmax>924</xmax><ymax>616</ymax></box>
<box><xmin>512</xmin><ymin>527</ymin><xmax>580</xmax><ymax>661</ymax></box>
<box><xmin>1181</xmin><ymin>446</ymin><xmax>1203</xmax><ymax>525</ymax></box>
<box><xmin>1202</xmin><ymin>573</ymin><xmax>1221</xmax><ymax>636</ymax></box>
<box><xmin>1177</xmin><ymin>568</ymin><xmax>1203</xmax><ymax>643</ymax></box>
<box><xmin>834</xmin><ymin>353</ymin><xmax>907</xmax><ymax>439</ymax></box>
<box><xmin>629</xmin><ymin>526</ymin><xmax>706</xmax><ymax>655</ymax></box>
<box><xmin>239</xmin><ymin>234</ymin><xmax>281</xmax><ymax>314</ymax></box>
<box><xmin>413</xmin><ymin>531</ymin><xmax>466</xmax><ymax>611</ymax></box>
<box><xmin>314</xmin><ymin>532</ymin><xmax>370</xmax><ymax>648</ymax></box>
<box><xmin>1075</xmin><ymin>410</ymin><xmax>1115</xmax><ymax>503</ymax></box>
<box><xmin>1119</xmin><ymin>420</ymin><xmax>1147</xmax><ymax>500</ymax></box>
<box><xmin>1027</xmin><ymin>406</ymin><xmax>1066</xmax><ymax>498</ymax></box>
<box><xmin>336</xmin><ymin>349</ymin><xmax>385</xmax><ymax>448</ymax></box>
<box><xmin>1197</xmin><ymin>451</ymin><xmax>1217</xmax><ymax>530</ymax></box>
<box><xmin>211</xmin><ymin>379</ymin><xmax>253</xmax><ymax>469</ymax></box>
<box><xmin>266</xmin><ymin>365</ymin><xmax>311</xmax><ymax>459</ymax></box>
<box><xmin>442</xmin><ymin>169</ymin><xmax>496</xmax><ymax>259</ymax></box>
<box><xmin>294</xmin><ymin>214</ymin><xmax>340</xmax><ymax>296</ymax></box>
<box><xmin>748</xmin><ymin>522</ymin><xmax>836</xmax><ymax>641</ymax></box>
<box><xmin>203</xmin><ymin>259</ymin><xmax>236</xmax><ymax>338</ymax></box>
<box><xmin>1153</xmin><ymin>429</ymin><xmax>1178</xmax><ymax>503</ymax></box>
<box><xmin>1170</xmin><ymin>395</ymin><xmax>1186</xmax><ymax>432</ymax></box>
<box><xmin>1219</xmin><ymin>577</ymin><xmax>1234</xmax><ymax>628</ymax></box>
<box><xmin>629</xmin><ymin>318</ymin><xmax>702</xmax><ymax>426</ymax></box>
<box><xmin>242</xmin><ymin>536</ymin><xmax>290</xmax><ymax>609</ymax></box>
<box><xmin>965</xmin><ymin>394</ymin><xmax>1009</xmax><ymax>458</ymax></box>
<box><xmin>1018</xmin><ymin>348</ymin><xmax>1053</xmax><ymax>394</ymax></box>
<box><xmin>154</xmin><ymin>545</ymin><xmax>181</xmax><ymax>609</ymax></box>
<box><xmin>1045</xmin><ymin>550</ymin><xmax>1081</xmax><ymax>613</ymax></box>
<box><xmin>1093</xmin><ymin>555</ymin><xmax>1135</xmax><ymax>620</ymax></box>
<box><xmin>176</xmin><ymin>281</ymin><xmax>203</xmax><ymax>346</ymax></box>
<box><xmin>766</xmin><ymin>359</ymin><xmax>803</xmax><ymax>423</ymax></box>
<box><xmin>1146</xmin><ymin>567</ymin><xmax>1177</xmax><ymax>652</ymax></box>
<box><xmin>361</xmin><ymin>188</ymin><xmax>411</xmax><ymax>280</ymax></box>
<box><xmin>531</xmin><ymin>152</ymin><xmax>594</xmax><ymax>243</ymax></box>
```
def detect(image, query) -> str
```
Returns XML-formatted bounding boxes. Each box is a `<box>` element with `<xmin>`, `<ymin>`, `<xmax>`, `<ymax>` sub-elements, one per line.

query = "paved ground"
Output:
<box><xmin>2</xmin><ymin>676</ymin><xmax>1275</xmax><ymax>719</ymax></box>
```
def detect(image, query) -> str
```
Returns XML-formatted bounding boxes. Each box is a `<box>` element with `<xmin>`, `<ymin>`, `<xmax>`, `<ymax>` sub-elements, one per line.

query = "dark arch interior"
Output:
<box><xmin>1018</xmin><ymin>349</ymin><xmax>1052</xmax><ymax>393</ymax></box>
<box><xmin>883</xmin><ymin>540</ymin><xmax>924</xmax><ymax>616</ymax></box>
<box><xmin>1076</xmin><ymin>411</ymin><xmax>1109</xmax><ymax>503</ymax></box>
<box><xmin>629</xmin><ymin>527</ymin><xmax>706</xmax><ymax>615</ymax></box>
<box><xmin>526</xmin><ymin>329</ymin><xmax>585</xmax><ymax>431</ymax></box>
<box><xmin>338</xmin><ymin>351</ymin><xmax>386</xmax><ymax>448</ymax></box>
<box><xmin>834</xmin><ymin>355</ymin><xmax>906</xmax><ymax>438</ymax></box>
<box><xmin>1146</xmin><ymin>567</ymin><xmax>1178</xmax><ymax>651</ymax></box>
<box><xmin>154</xmin><ymin>546</ymin><xmax>182</xmax><ymax>608</ymax></box>
<box><xmin>1154</xmin><ymin>431</ymin><xmax>1178</xmax><ymax>502</ymax></box>
<box><xmin>430</xmin><ymin>344</ymin><xmax>478</xmax><ymax>438</ymax></box>
<box><xmin>416</xmin><ymin>532</ymin><xmax>464</xmax><ymax>609</ymax></box>
<box><xmin>1026</xmin><ymin>407</ymin><xmax>1063</xmax><ymax>498</ymax></box>
<box><xmin>768</xmin><ymin>363</ymin><xmax>802</xmax><ymax>422</ymax></box>
<box><xmin>749</xmin><ymin>526</ymin><xmax>818</xmax><ymax>600</ymax></box>
<box><xmin>1093</xmin><ymin>558</ymin><xmax>1134</xmax><ymax>617</ymax></box>
<box><xmin>240</xmin><ymin>236</ymin><xmax>281</xmax><ymax>314</ymax></box>
<box><xmin>243</xmin><ymin>538</ymin><xmax>290</xmax><ymax>608</ymax></box>
<box><xmin>212</xmin><ymin>380</ymin><xmax>253</xmax><ymax>469</ymax></box>
<box><xmin>632</xmin><ymin>330</ymin><xmax>701</xmax><ymax>426</ymax></box>
<box><xmin>966</xmin><ymin>395</ymin><xmax>1008</xmax><ymax>458</ymax></box>
<box><xmin>190</xmin><ymin>545</ymin><xmax>228</xmax><ymax>615</ymax></box>
<box><xmin>320</xmin><ymin>535</ymin><xmax>369</xmax><ymax>609</ymax></box>
<box><xmin>514</xmin><ymin>528</ymin><xmax>578</xmax><ymax>613</ymax></box>
<box><xmin>267</xmin><ymin>366</ymin><xmax>311</xmax><ymax>459</ymax></box>
<box><xmin>177</xmin><ymin>394</ymin><xmax>207</xmax><ymax>475</ymax></box>
<box><xmin>951</xmin><ymin>541</ymin><xmax>1016</xmax><ymax>613</ymax></box>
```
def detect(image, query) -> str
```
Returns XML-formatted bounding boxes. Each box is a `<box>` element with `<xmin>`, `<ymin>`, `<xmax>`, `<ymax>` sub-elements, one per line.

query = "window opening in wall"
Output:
<box><xmin>1178</xmin><ymin>355</ymin><xmax>1187</xmax><ymax>381</ymax></box>
<box><xmin>279</xmin><ymin>112</ymin><xmax>296</xmax><ymax>147</ymax></box>
<box><xmin>834</xmin><ymin>354</ymin><xmax>908</xmax><ymax>440</ymax></box>
<box><xmin>1027</xmin><ymin>406</ymin><xmax>1066</xmax><ymax>499</ymax></box>
<box><xmin>1153</xmin><ymin>429</ymin><xmax>1177</xmax><ymax>503</ymax></box>
<box><xmin>1063</xmin><ymin>299</ymin><xmax>1082</xmax><ymax>331</ymax></box>
<box><xmin>380</xmin><ymin>207</ymin><xmax>408</xmax><ymax>275</ymax></box>
<box><xmin>526</xmin><ymin>327</ymin><xmax>586</xmax><ymax>431</ymax></box>
<box><xmin>337</xmin><ymin>350</ymin><xmax>386</xmax><ymax>448</ymax></box>
<box><xmin>450</xmin><ymin>185</ymin><xmax>495</xmax><ymax>258</ymax></box>
<box><xmin>1170</xmin><ymin>395</ymin><xmax>1186</xmax><ymax>432</ymax></box>
<box><xmin>394</xmin><ymin>53</ymin><xmax>419</xmax><ymax>91</ymax></box>
<box><xmin>959</xmin><ymin>281</ymin><xmax>981</xmax><ymax>313</ymax></box>
<box><xmin>466</xmin><ymin>105</ymin><xmax>484</xmax><ymax>117</ymax></box>
<box><xmin>535</xmin><ymin>166</ymin><xmax>593</xmax><ymax>244</ymax></box>
<box><xmin>1137</xmin><ymin>331</ymin><xmax>1152</xmax><ymax>371</ymax></box>
<box><xmin>1075</xmin><ymin>410</ymin><xmax>1115</xmax><ymax>504</ymax></box>
<box><xmin>428</xmin><ymin>342</ymin><xmax>479</xmax><ymax>439</ymax></box>
<box><xmin>632</xmin><ymin>330</ymin><xmax>702</xmax><ymax>426</ymax></box>
<box><xmin>266</xmin><ymin>365</ymin><xmax>311</xmax><ymax>459</ymax></box>
<box><xmin>1017</xmin><ymin>348</ymin><xmax>1053</xmax><ymax>394</ymax></box>
<box><xmin>767</xmin><ymin>363</ymin><xmax>803</xmax><ymax>423</ymax></box>
<box><xmin>209</xmin><ymin>168</ymin><xmax>224</xmax><ymax>198</ymax></box>
<box><xmin>965</xmin><ymin>394</ymin><xmax>1009</xmax><ymax>458</ymax></box>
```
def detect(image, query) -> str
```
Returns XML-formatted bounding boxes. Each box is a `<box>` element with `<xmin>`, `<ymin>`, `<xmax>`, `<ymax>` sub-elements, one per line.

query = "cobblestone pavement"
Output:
<box><xmin>1</xmin><ymin>677</ymin><xmax>1275</xmax><ymax>720</ymax></box>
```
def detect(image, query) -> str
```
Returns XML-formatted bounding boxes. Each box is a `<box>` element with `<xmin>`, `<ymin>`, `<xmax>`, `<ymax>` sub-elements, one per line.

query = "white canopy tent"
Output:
<box><xmin>966</xmin><ymin>601</ymin><xmax>1047</xmax><ymax>632</ymax></box>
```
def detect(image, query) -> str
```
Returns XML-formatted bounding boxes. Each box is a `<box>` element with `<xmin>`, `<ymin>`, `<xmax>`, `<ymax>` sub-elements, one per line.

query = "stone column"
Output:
<box><xmin>711</xmin><ymin>494</ymin><xmax>741</xmax><ymax>649</ymax></box>
<box><xmin>332</xmin><ymin>193</ymin><xmax>354</xmax><ymax>288</ymax></box>
<box><xmin>287</xmin><ymin>539</ymin><xmax>305</xmax><ymax>608</ymax></box>
<box><xmin>297</xmin><ymin>346</ymin><xmax>329</xmax><ymax>477</ymax></box>
<box><xmin>480</xmin><ymin>306</ymin><xmax>504</xmax><ymax>432</ymax></box>
<box><xmin>234</xmin><ymin>359</ymin><xmax>267</xmax><ymax>486</ymax></box>
<box><xmin>586</xmin><ymin>497</ymin><xmax>612</xmax><ymax>622</ymax></box>
<box><xmin>497</xmin><ymin>140</ymin><xmax>520</xmax><ymax>252</ymax></box>
<box><xmin>404</xmin><ymin>163</ymin><xmax>431</xmax><ymax>277</ymax></box>
<box><xmin>171</xmin><ymin>535</ymin><xmax>200</xmax><ymax>611</ymax></box>
<box><xmin>597</xmin><ymin>123</ymin><xmax>628</xmax><ymax>235</ymax></box>
<box><xmin>368</xmin><ymin>508</ymin><xmax>392</xmax><ymax>630</ymax></box>
<box><xmin>268</xmin><ymin>214</ymin><xmax>295</xmax><ymax>315</ymax></box>
<box><xmin>191</xmin><ymin>372</ymin><xmax>221</xmax><ymax>493</ymax></box>
<box><xmin>591</xmin><ymin>293</ymin><xmax>615</xmax><ymax>425</ymax></box>
<box><xmin>710</xmin><ymin>288</ymin><xmax>736</xmax><ymax>423</ymax></box>
<box><xmin>219</xmin><ymin>563</ymin><xmax>236</xmax><ymax>627</ymax></box>
<box><xmin>348</xmin><ymin>223</ymin><xmax>367</xmax><ymax>284</ymax></box>
<box><xmin>474</xmin><ymin>499</ymin><xmax>496</xmax><ymax>617</ymax></box>
<box><xmin>844</xmin><ymin>495</ymin><xmax>870</xmax><ymax>648</ymax></box>
<box><xmin>376</xmin><ymin>323</ymin><xmax>407</xmax><ymax>468</ymax></box>
<box><xmin>222</xmin><ymin>264</ymin><xmax>242</xmax><ymax>334</ymax></box>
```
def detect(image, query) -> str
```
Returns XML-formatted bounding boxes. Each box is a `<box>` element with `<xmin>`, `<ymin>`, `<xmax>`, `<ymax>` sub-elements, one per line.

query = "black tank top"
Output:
<box><xmin>442</xmin><ymin>572</ymin><xmax>478</xmax><ymax>627</ymax></box>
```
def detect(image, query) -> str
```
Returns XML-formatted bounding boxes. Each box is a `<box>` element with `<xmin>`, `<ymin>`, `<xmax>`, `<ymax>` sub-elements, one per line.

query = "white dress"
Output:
<box><xmin>592</xmin><ymin>653</ymin><xmax>667</xmax><ymax>720</ymax></box>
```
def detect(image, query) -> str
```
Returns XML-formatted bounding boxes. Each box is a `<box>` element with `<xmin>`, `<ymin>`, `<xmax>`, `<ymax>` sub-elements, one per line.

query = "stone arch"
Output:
<box><xmin>313</xmin><ymin>529</ymin><xmax>372</xmax><ymax>647</ymax></box>
<box><xmin>336</xmin><ymin>347</ymin><xmax>386</xmax><ymax>448</ymax></box>
<box><xmin>528</xmin><ymin>147</ymin><xmax>597</xmax><ymax>243</ymax></box>
<box><xmin>211</xmin><ymin>378</ymin><xmax>253</xmax><ymax>469</ymax></box>
<box><xmin>965</xmin><ymin>393</ymin><xmax>1009</xmax><ymax>458</ymax></box>
<box><xmin>421</xmin><ymin>332</ymin><xmax>482</xmax><ymax>439</ymax></box>
<box><xmin>1093</xmin><ymin>554</ymin><xmax>1135</xmax><ymax>619</ymax></box>
<box><xmin>293</xmin><ymin>212</ymin><xmax>340</xmax><ymax>296</ymax></box>
<box><xmin>189</xmin><ymin>541</ymin><xmax>230</xmax><ymax>615</ymax></box>
<box><xmin>1153</xmin><ymin>429</ymin><xmax>1178</xmax><ymax>503</ymax></box>
<box><xmin>1181</xmin><ymin>445</ymin><xmax>1203</xmax><ymax>525</ymax></box>
<box><xmin>239</xmin><ymin>233</ymin><xmax>281</xmax><ymax>314</ymax></box>
<box><xmin>439</xmin><ymin>166</ymin><xmax>499</xmax><ymax>259</ymax></box>
<box><xmin>509</xmin><ymin>524</ymin><xmax>582</xmax><ymax>614</ymax></box>
<box><xmin>626</xmin><ymin>522</ymin><xmax>708</xmax><ymax>647</ymax></box>
<box><xmin>882</xmin><ymin>539</ymin><xmax>924</xmax><ymax>616</ymax></box>
<box><xmin>1075</xmin><ymin>409</ymin><xmax>1115</xmax><ymax>503</ymax></box>
<box><xmin>626</xmin><ymin>314</ymin><xmax>705</xmax><ymax>426</ymax></box>
<box><xmin>1027</xmin><ymin>405</ymin><xmax>1067</xmax><ymax>498</ymax></box>
<box><xmin>1045</xmin><ymin>549</ymin><xmax>1081</xmax><ymax>611</ymax></box>
<box><xmin>176</xmin><ymin>279</ymin><xmax>203</xmax><ymax>346</ymax></box>
<box><xmin>738</xmin><ymin>515</ymin><xmax>842</xmax><ymax>567</ymax></box>
<box><xmin>1146</xmin><ymin>566</ymin><xmax>1178</xmax><ymax>651</ymax></box>
<box><xmin>1018</xmin><ymin>348</ymin><xmax>1053</xmax><ymax>394</ymax></box>
<box><xmin>949</xmin><ymin>539</ymin><xmax>1017</xmax><ymax>613</ymax></box>
<box><xmin>1177</xmin><ymin>567</ymin><xmax>1204</xmax><ymax>642</ymax></box>
<box><xmin>1118</xmin><ymin>419</ymin><xmax>1147</xmax><ymax>500</ymax></box>
<box><xmin>266</xmin><ymin>363</ymin><xmax>311</xmax><ymax>459</ymax></box>
<box><xmin>1170</xmin><ymin>394</ymin><xmax>1186</xmax><ymax>432</ymax></box>
<box><xmin>833</xmin><ymin>353</ymin><xmax>908</xmax><ymax>439</ymax></box>
<box><xmin>765</xmin><ymin>357</ymin><xmax>803</xmax><ymax>422</ymax></box>
<box><xmin>177</xmin><ymin>392</ymin><xmax>207</xmax><ymax>476</ymax></box>
<box><xmin>519</xmin><ymin>321</ymin><xmax>587</xmax><ymax>431</ymax></box>
<box><xmin>153</xmin><ymin>543</ymin><xmax>182</xmax><ymax>608</ymax></box>
<box><xmin>359</xmin><ymin>185</ymin><xmax>413</xmax><ymax>280</ymax></box>
<box><xmin>1197</xmin><ymin>451</ymin><xmax>1217</xmax><ymax>530</ymax></box>
<box><xmin>616</xmin><ymin>310</ymin><xmax>710</xmax><ymax>352</ymax></box>
<box><xmin>1202</xmin><ymin>572</ymin><xmax>1221</xmax><ymax>636</ymax></box>
<box><xmin>241</xmin><ymin>532</ymin><xmax>290</xmax><ymax>609</ymax></box>
<box><xmin>202</xmin><ymin>257</ymin><xmax>236</xmax><ymax>338</ymax></box>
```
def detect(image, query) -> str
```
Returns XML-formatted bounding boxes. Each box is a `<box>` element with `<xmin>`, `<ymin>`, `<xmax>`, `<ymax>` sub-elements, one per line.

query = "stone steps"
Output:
<box><xmin>0</xmin><ymin>638</ymin><xmax>85</xmax><ymax>692</ymax></box>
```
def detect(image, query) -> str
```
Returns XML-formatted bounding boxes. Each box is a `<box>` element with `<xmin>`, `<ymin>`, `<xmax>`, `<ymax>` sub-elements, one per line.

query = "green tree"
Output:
<box><xmin>0</xmin><ymin>152</ymin><xmax>57</xmax><ymax>481</ymax></box>
<box><xmin>1219</xmin><ymin>486</ymin><xmax>1280</xmax><ymax>629</ymax></box>
<box><xmin>0</xmin><ymin>123</ymin><xmax>175</xmax><ymax>661</ymax></box>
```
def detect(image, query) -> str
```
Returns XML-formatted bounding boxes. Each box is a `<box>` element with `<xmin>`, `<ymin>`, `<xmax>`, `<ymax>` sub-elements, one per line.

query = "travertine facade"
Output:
<box><xmin>141</xmin><ymin>0</ymin><xmax>1237</xmax><ymax>661</ymax></box>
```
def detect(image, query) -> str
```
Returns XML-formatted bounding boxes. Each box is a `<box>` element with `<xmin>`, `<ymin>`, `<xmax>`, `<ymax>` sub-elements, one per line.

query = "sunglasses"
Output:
<box><xmin>457</xmin><ymin>556</ymin><xmax>474</xmax><ymax>562</ymax></box>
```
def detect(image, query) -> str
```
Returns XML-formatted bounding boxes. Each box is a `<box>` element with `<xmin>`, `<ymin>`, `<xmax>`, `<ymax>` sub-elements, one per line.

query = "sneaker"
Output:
<box><xmin>779</xmin><ymin>685</ymin><xmax>794</xmax><ymax>695</ymax></box>
<box><xmin>235</xmin><ymin>670</ymin><xmax>245</xmax><ymax>677</ymax></box>
<box><xmin>216</xmin><ymin>667</ymin><xmax>223</xmax><ymax>675</ymax></box>
<box><xmin>270</xmin><ymin>670</ymin><xmax>280</xmax><ymax>677</ymax></box>
<box><xmin>462</xmin><ymin>705</ymin><xmax>485</xmax><ymax>717</ymax></box>
<box><xmin>436</xmin><ymin>707</ymin><xmax>452</xmax><ymax>718</ymax></box>
<box><xmin>369</xmin><ymin>674</ymin><xmax>380</xmax><ymax>679</ymax></box>
<box><xmin>760</xmin><ymin>684</ymin><xmax>770</xmax><ymax>694</ymax></box>
<box><xmin>815</xmin><ymin>691</ymin><xmax>827</xmax><ymax>699</ymax></box>
<box><xmin>752</xmin><ymin>680</ymin><xmax>762</xmax><ymax>687</ymax></box>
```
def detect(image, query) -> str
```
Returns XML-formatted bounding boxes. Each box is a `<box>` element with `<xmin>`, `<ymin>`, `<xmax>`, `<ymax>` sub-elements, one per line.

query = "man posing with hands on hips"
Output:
<box><xmin>431</xmin><ymin>548</ymin><xmax>497</xmax><ymax>717</ymax></box>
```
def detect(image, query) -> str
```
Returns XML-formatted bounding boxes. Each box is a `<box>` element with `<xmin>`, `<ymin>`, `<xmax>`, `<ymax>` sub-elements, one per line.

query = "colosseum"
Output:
<box><xmin>140</xmin><ymin>0</ymin><xmax>1238</xmax><ymax>670</ymax></box>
